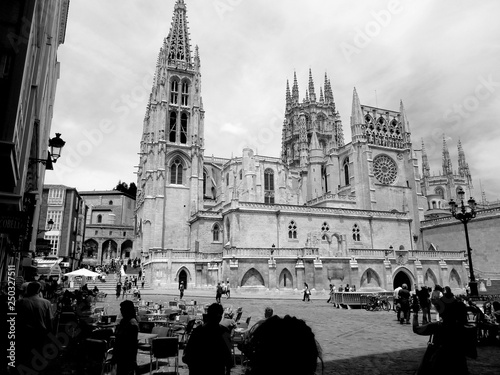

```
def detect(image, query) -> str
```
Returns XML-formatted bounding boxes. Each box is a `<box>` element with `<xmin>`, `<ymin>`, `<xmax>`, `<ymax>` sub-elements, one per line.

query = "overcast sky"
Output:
<box><xmin>46</xmin><ymin>0</ymin><xmax>500</xmax><ymax>201</ymax></box>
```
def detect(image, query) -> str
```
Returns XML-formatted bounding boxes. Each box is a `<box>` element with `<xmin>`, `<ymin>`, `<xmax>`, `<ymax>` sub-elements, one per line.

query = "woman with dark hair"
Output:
<box><xmin>112</xmin><ymin>300</ymin><xmax>139</xmax><ymax>375</ymax></box>
<box><xmin>245</xmin><ymin>315</ymin><xmax>323</xmax><ymax>375</ymax></box>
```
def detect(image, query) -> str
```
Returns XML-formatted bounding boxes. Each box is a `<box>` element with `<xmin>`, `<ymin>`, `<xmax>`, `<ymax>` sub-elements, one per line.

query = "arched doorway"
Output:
<box><xmin>178</xmin><ymin>269</ymin><xmax>188</xmax><ymax>289</ymax></box>
<box><xmin>279</xmin><ymin>268</ymin><xmax>293</xmax><ymax>289</ymax></box>
<box><xmin>393</xmin><ymin>269</ymin><xmax>412</xmax><ymax>290</ymax></box>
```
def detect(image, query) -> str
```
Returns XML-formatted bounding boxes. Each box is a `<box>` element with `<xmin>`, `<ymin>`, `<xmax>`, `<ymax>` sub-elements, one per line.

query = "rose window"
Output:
<box><xmin>373</xmin><ymin>155</ymin><xmax>397</xmax><ymax>185</ymax></box>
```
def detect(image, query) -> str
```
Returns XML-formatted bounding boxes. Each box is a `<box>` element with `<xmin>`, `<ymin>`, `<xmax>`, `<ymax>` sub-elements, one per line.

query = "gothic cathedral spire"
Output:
<box><xmin>292</xmin><ymin>71</ymin><xmax>299</xmax><ymax>103</ymax></box>
<box><xmin>442</xmin><ymin>135</ymin><xmax>453</xmax><ymax>175</ymax></box>
<box><xmin>421</xmin><ymin>139</ymin><xmax>430</xmax><ymax>178</ymax></box>
<box><xmin>308</xmin><ymin>68</ymin><xmax>316</xmax><ymax>102</ymax></box>
<box><xmin>458</xmin><ymin>139</ymin><xmax>472</xmax><ymax>185</ymax></box>
<box><xmin>350</xmin><ymin>87</ymin><xmax>365</xmax><ymax>143</ymax></box>
<box><xmin>167</xmin><ymin>0</ymin><xmax>192</xmax><ymax>66</ymax></box>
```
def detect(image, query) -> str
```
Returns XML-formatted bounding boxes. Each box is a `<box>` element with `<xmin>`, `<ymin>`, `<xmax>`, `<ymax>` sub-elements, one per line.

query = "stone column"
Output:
<box><xmin>383</xmin><ymin>258</ymin><xmax>393</xmax><ymax>290</ymax></box>
<box><xmin>268</xmin><ymin>258</ymin><xmax>277</xmax><ymax>290</ymax></box>
<box><xmin>229</xmin><ymin>257</ymin><xmax>239</xmax><ymax>291</ymax></box>
<box><xmin>439</xmin><ymin>259</ymin><xmax>448</xmax><ymax>286</ymax></box>
<box><xmin>349</xmin><ymin>257</ymin><xmax>359</xmax><ymax>288</ymax></box>
<box><xmin>295</xmin><ymin>259</ymin><xmax>305</xmax><ymax>289</ymax></box>
<box><xmin>313</xmin><ymin>258</ymin><xmax>323</xmax><ymax>291</ymax></box>
<box><xmin>414</xmin><ymin>259</ymin><xmax>423</xmax><ymax>288</ymax></box>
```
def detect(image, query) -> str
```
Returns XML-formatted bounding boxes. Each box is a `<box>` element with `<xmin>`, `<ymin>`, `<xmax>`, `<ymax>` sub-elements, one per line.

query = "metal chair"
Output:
<box><xmin>84</xmin><ymin>338</ymin><xmax>113</xmax><ymax>375</ymax></box>
<box><xmin>150</xmin><ymin>337</ymin><xmax>179</xmax><ymax>374</ymax></box>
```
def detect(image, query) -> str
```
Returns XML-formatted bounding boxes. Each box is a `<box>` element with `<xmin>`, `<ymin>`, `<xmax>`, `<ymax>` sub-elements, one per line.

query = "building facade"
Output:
<box><xmin>0</xmin><ymin>0</ymin><xmax>70</xmax><ymax>284</ymax></box>
<box><xmin>136</xmin><ymin>0</ymin><xmax>470</xmax><ymax>293</ymax></box>
<box><xmin>81</xmin><ymin>190</ymin><xmax>136</xmax><ymax>265</ymax></box>
<box><xmin>37</xmin><ymin>185</ymin><xmax>87</xmax><ymax>273</ymax></box>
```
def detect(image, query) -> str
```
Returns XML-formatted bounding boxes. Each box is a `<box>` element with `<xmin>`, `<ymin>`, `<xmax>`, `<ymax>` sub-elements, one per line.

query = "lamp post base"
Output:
<box><xmin>469</xmin><ymin>281</ymin><xmax>478</xmax><ymax>297</ymax></box>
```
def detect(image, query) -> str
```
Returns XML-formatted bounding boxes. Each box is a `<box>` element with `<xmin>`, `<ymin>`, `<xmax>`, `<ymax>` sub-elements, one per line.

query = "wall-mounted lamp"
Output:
<box><xmin>29</xmin><ymin>133</ymin><xmax>66</xmax><ymax>170</ymax></box>
<box><xmin>37</xmin><ymin>219</ymin><xmax>54</xmax><ymax>234</ymax></box>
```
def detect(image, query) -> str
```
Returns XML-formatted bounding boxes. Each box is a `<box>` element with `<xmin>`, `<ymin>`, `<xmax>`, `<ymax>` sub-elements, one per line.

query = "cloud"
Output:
<box><xmin>45</xmin><ymin>0</ymin><xmax>500</xmax><ymax>201</ymax></box>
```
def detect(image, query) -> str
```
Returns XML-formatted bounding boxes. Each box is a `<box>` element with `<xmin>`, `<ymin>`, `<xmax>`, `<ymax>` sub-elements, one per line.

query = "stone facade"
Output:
<box><xmin>81</xmin><ymin>190</ymin><xmax>136</xmax><ymax>264</ymax></box>
<box><xmin>136</xmin><ymin>0</ymin><xmax>472</xmax><ymax>293</ymax></box>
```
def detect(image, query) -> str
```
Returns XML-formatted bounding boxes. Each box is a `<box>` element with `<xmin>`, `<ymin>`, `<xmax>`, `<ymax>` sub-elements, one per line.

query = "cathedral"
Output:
<box><xmin>135</xmin><ymin>0</ymin><xmax>470</xmax><ymax>293</ymax></box>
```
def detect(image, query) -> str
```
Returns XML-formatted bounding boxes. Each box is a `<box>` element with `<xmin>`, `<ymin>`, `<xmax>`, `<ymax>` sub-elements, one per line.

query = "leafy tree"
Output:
<box><xmin>113</xmin><ymin>181</ymin><xmax>136</xmax><ymax>198</ymax></box>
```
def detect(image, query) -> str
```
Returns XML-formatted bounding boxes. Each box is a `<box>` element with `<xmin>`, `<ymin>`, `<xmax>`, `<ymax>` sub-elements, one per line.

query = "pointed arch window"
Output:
<box><xmin>180</xmin><ymin>113</ymin><xmax>188</xmax><ymax>144</ymax></box>
<box><xmin>343</xmin><ymin>157</ymin><xmax>350</xmax><ymax>186</ymax></box>
<box><xmin>352</xmin><ymin>224</ymin><xmax>360</xmax><ymax>241</ymax></box>
<box><xmin>264</xmin><ymin>168</ymin><xmax>275</xmax><ymax>204</ymax></box>
<box><xmin>97</xmin><ymin>214</ymin><xmax>102</xmax><ymax>224</ymax></box>
<box><xmin>288</xmin><ymin>220</ymin><xmax>297</xmax><ymax>239</ymax></box>
<box><xmin>170</xmin><ymin>158</ymin><xmax>183</xmax><ymax>185</ymax></box>
<box><xmin>181</xmin><ymin>81</ymin><xmax>189</xmax><ymax>106</ymax></box>
<box><xmin>170</xmin><ymin>80</ymin><xmax>179</xmax><ymax>104</ymax></box>
<box><xmin>239</xmin><ymin>170</ymin><xmax>242</xmax><ymax>180</ymax></box>
<box><xmin>212</xmin><ymin>223</ymin><xmax>221</xmax><ymax>242</ymax></box>
<box><xmin>169</xmin><ymin>111</ymin><xmax>177</xmax><ymax>142</ymax></box>
<box><xmin>226</xmin><ymin>173</ymin><xmax>229</xmax><ymax>186</ymax></box>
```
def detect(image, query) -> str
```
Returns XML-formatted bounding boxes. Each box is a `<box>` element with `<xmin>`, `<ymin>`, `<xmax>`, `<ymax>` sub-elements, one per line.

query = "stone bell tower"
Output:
<box><xmin>136</xmin><ymin>0</ymin><xmax>204</xmax><ymax>252</ymax></box>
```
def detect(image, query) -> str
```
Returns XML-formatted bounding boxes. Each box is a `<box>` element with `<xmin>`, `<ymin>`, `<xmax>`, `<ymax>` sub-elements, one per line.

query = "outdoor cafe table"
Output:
<box><xmin>138</xmin><ymin>332</ymin><xmax>158</xmax><ymax>343</ymax></box>
<box><xmin>89</xmin><ymin>322</ymin><xmax>118</xmax><ymax>330</ymax></box>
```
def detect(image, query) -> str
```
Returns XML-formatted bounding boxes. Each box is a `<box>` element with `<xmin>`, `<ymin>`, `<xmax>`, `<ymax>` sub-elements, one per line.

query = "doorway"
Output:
<box><xmin>393</xmin><ymin>270</ymin><xmax>412</xmax><ymax>290</ymax></box>
<box><xmin>179</xmin><ymin>269</ymin><xmax>188</xmax><ymax>289</ymax></box>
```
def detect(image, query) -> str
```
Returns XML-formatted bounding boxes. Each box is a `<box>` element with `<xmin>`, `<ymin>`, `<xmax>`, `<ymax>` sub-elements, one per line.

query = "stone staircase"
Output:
<box><xmin>84</xmin><ymin>272</ymin><xmax>152</xmax><ymax>293</ymax></box>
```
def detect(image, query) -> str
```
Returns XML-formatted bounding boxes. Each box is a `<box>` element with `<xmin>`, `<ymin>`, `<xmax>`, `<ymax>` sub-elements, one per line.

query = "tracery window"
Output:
<box><xmin>170</xmin><ymin>80</ymin><xmax>179</xmax><ymax>104</ymax></box>
<box><xmin>264</xmin><ymin>168</ymin><xmax>275</xmax><ymax>204</ymax></box>
<box><xmin>170</xmin><ymin>158</ymin><xmax>183</xmax><ymax>185</ymax></box>
<box><xmin>169</xmin><ymin>111</ymin><xmax>177</xmax><ymax>142</ymax></box>
<box><xmin>321</xmin><ymin>222</ymin><xmax>329</xmax><ymax>240</ymax></box>
<box><xmin>343</xmin><ymin>158</ymin><xmax>350</xmax><ymax>186</ymax></box>
<box><xmin>181</xmin><ymin>81</ymin><xmax>189</xmax><ymax>106</ymax></box>
<box><xmin>373</xmin><ymin>155</ymin><xmax>398</xmax><ymax>185</ymax></box>
<box><xmin>288</xmin><ymin>221</ymin><xmax>297</xmax><ymax>239</ymax></box>
<box><xmin>364</xmin><ymin>115</ymin><xmax>403</xmax><ymax>148</ymax></box>
<box><xmin>352</xmin><ymin>224</ymin><xmax>360</xmax><ymax>241</ymax></box>
<box><xmin>180</xmin><ymin>113</ymin><xmax>188</xmax><ymax>144</ymax></box>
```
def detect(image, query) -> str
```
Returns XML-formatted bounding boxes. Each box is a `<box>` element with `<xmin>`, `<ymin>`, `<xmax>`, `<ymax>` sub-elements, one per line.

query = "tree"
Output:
<box><xmin>113</xmin><ymin>181</ymin><xmax>136</xmax><ymax>198</ymax></box>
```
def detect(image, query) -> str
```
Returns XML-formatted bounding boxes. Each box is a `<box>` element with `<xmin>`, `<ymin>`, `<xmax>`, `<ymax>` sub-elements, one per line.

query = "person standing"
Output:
<box><xmin>398</xmin><ymin>284</ymin><xmax>411</xmax><ymax>324</ymax></box>
<box><xmin>393</xmin><ymin>285</ymin><xmax>402</xmax><ymax>321</ymax></box>
<box><xmin>182</xmin><ymin>303</ymin><xmax>232</xmax><ymax>375</ymax></box>
<box><xmin>216</xmin><ymin>282</ymin><xmax>223</xmax><ymax>304</ymax></box>
<box><xmin>141</xmin><ymin>276</ymin><xmax>145</xmax><ymax>289</ymax></box>
<box><xmin>179</xmin><ymin>281</ymin><xmax>185</xmax><ymax>300</ymax></box>
<box><xmin>431</xmin><ymin>285</ymin><xmax>444</xmax><ymax>321</ymax></box>
<box><xmin>417</xmin><ymin>286</ymin><xmax>431</xmax><ymax>324</ymax></box>
<box><xmin>225</xmin><ymin>278</ymin><xmax>231</xmax><ymax>299</ymax></box>
<box><xmin>116</xmin><ymin>281</ymin><xmax>122</xmax><ymax>299</ymax></box>
<box><xmin>302</xmin><ymin>283</ymin><xmax>311</xmax><ymax>302</ymax></box>
<box><xmin>15</xmin><ymin>282</ymin><xmax>54</xmax><ymax>369</ymax></box>
<box><xmin>112</xmin><ymin>300</ymin><xmax>139</xmax><ymax>375</ymax></box>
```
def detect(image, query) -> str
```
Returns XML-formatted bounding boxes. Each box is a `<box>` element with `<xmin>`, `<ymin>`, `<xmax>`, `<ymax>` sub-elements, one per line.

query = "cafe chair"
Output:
<box><xmin>234</xmin><ymin>307</ymin><xmax>243</xmax><ymax>323</ymax></box>
<box><xmin>84</xmin><ymin>338</ymin><xmax>114</xmax><ymax>375</ymax></box>
<box><xmin>139</xmin><ymin>321</ymin><xmax>155</xmax><ymax>333</ymax></box>
<box><xmin>231</xmin><ymin>330</ymin><xmax>247</xmax><ymax>366</ymax></box>
<box><xmin>90</xmin><ymin>328</ymin><xmax>115</xmax><ymax>349</ymax></box>
<box><xmin>150</xmin><ymin>337</ymin><xmax>179</xmax><ymax>374</ymax></box>
<box><xmin>57</xmin><ymin>311</ymin><xmax>79</xmax><ymax>340</ymax></box>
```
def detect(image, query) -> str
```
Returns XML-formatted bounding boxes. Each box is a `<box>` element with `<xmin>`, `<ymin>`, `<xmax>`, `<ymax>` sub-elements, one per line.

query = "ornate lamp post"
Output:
<box><xmin>449</xmin><ymin>188</ymin><xmax>478</xmax><ymax>296</ymax></box>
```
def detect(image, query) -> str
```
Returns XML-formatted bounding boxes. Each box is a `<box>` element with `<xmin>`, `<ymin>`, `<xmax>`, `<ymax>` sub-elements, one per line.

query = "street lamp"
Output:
<box><xmin>37</xmin><ymin>219</ymin><xmax>54</xmax><ymax>234</ymax></box>
<box><xmin>449</xmin><ymin>188</ymin><xmax>478</xmax><ymax>296</ymax></box>
<box><xmin>29</xmin><ymin>133</ymin><xmax>66</xmax><ymax>170</ymax></box>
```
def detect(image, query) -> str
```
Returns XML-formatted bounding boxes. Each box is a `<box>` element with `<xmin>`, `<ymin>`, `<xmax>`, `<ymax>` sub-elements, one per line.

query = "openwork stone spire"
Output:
<box><xmin>308</xmin><ymin>68</ymin><xmax>316</xmax><ymax>102</ymax></box>
<box><xmin>292</xmin><ymin>71</ymin><xmax>299</xmax><ymax>103</ymax></box>
<box><xmin>442</xmin><ymin>135</ymin><xmax>453</xmax><ymax>175</ymax></box>
<box><xmin>421</xmin><ymin>139</ymin><xmax>430</xmax><ymax>178</ymax></box>
<box><xmin>167</xmin><ymin>0</ymin><xmax>192</xmax><ymax>67</ymax></box>
<box><xmin>458</xmin><ymin>139</ymin><xmax>472</xmax><ymax>184</ymax></box>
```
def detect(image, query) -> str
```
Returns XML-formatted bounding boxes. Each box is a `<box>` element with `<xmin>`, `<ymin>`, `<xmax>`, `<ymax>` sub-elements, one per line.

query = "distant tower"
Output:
<box><xmin>442</xmin><ymin>136</ymin><xmax>453</xmax><ymax>176</ymax></box>
<box><xmin>136</xmin><ymin>0</ymin><xmax>204</xmax><ymax>253</ymax></box>
<box><xmin>457</xmin><ymin>139</ymin><xmax>472</xmax><ymax>187</ymax></box>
